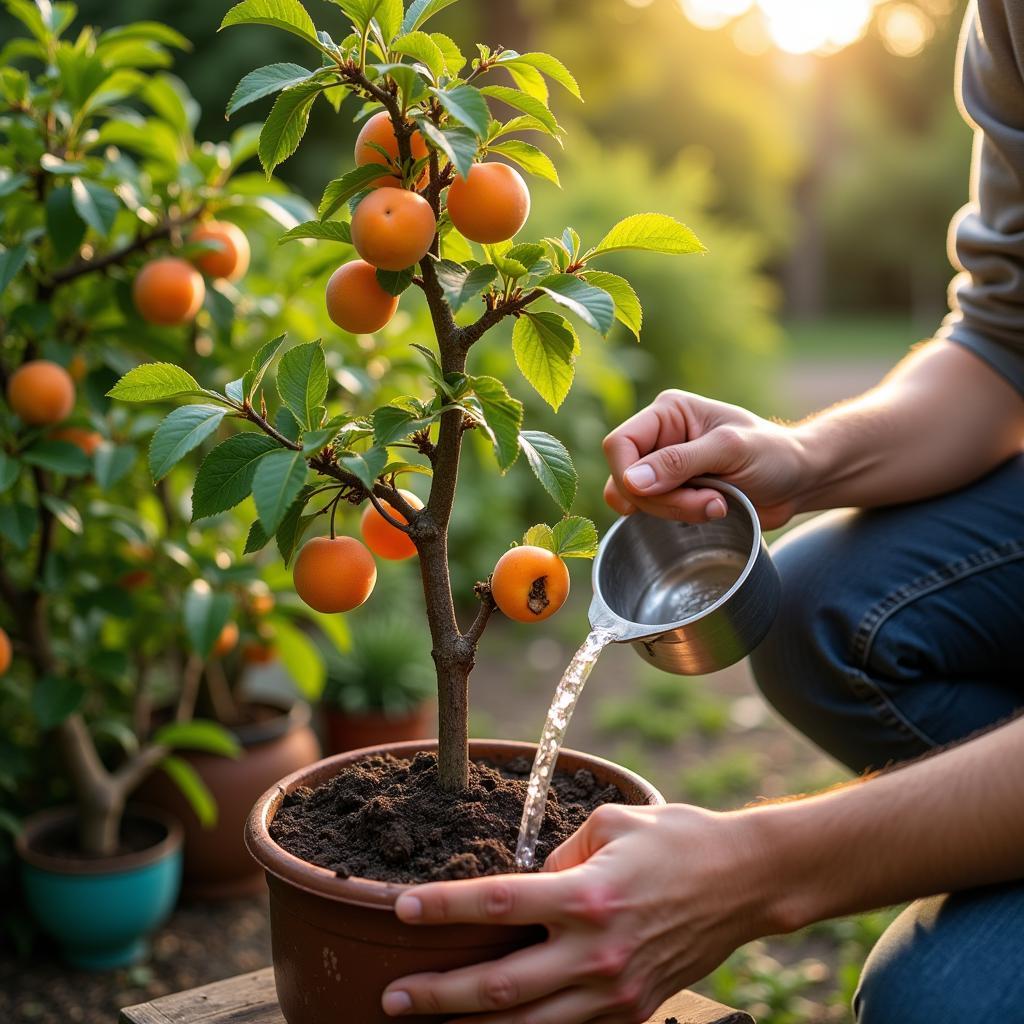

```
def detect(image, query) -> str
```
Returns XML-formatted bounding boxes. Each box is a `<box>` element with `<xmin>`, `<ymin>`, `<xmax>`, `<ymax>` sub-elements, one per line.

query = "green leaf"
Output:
<box><xmin>434</xmin><ymin>260</ymin><xmax>497</xmax><ymax>312</ymax></box>
<box><xmin>468</xmin><ymin>376</ymin><xmax>523</xmax><ymax>471</ymax></box>
<box><xmin>161</xmin><ymin>756</ymin><xmax>218</xmax><ymax>827</ymax></box>
<box><xmin>41</xmin><ymin>494</ymin><xmax>82</xmax><ymax>534</ymax></box>
<box><xmin>45</xmin><ymin>186</ymin><xmax>85</xmax><ymax>263</ymax></box>
<box><xmin>273</xmin><ymin>617</ymin><xmax>326</xmax><ymax>700</ymax></box>
<box><xmin>277</xmin><ymin>341</ymin><xmax>328</xmax><ymax>429</ymax></box>
<box><xmin>0</xmin><ymin>244</ymin><xmax>29</xmax><ymax>295</ymax></box>
<box><xmin>107</xmin><ymin>363</ymin><xmax>203</xmax><ymax>403</ymax></box>
<box><xmin>317</xmin><ymin>164</ymin><xmax>389</xmax><ymax>220</ymax></box>
<box><xmin>497</xmin><ymin>52</ymin><xmax>582</xmax><ymax>101</ymax></box>
<box><xmin>0</xmin><ymin>503</ymin><xmax>35</xmax><ymax>550</ymax></box>
<box><xmin>258</xmin><ymin>79</ymin><xmax>324</xmax><ymax>176</ymax></box>
<box><xmin>537</xmin><ymin>273</ymin><xmax>614</xmax><ymax>335</ymax></box>
<box><xmin>0</xmin><ymin>452</ymin><xmax>20</xmax><ymax>493</ymax></box>
<box><xmin>70</xmin><ymin>178</ymin><xmax>120</xmax><ymax>237</ymax></box>
<box><xmin>22</xmin><ymin>441</ymin><xmax>91</xmax><ymax>477</ymax></box>
<box><xmin>582</xmin><ymin>270</ymin><xmax>642</xmax><ymax>340</ymax></box>
<box><xmin>479</xmin><ymin>85</ymin><xmax>560</xmax><ymax>135</ymax></box>
<box><xmin>402</xmin><ymin>0</ymin><xmax>460</xmax><ymax>34</ymax></box>
<box><xmin>372</xmin><ymin>405</ymin><xmax>435</xmax><ymax>446</ymax></box>
<box><xmin>430</xmin><ymin>84</ymin><xmax>490</xmax><ymax>138</ymax></box>
<box><xmin>227</xmin><ymin>62</ymin><xmax>314</xmax><ymax>118</ymax></box>
<box><xmin>192</xmin><ymin>433</ymin><xmax>279</xmax><ymax>520</ymax></box>
<box><xmin>373</xmin><ymin>0</ymin><xmax>405</xmax><ymax>43</ymax></box>
<box><xmin>278</xmin><ymin>219</ymin><xmax>352</xmax><ymax>244</ymax></box>
<box><xmin>337</xmin><ymin>446</ymin><xmax>388</xmax><ymax>489</ymax></box>
<box><xmin>153</xmin><ymin>720</ymin><xmax>242</xmax><ymax>758</ymax></box>
<box><xmin>149</xmin><ymin>405</ymin><xmax>227</xmax><ymax>482</ymax></box>
<box><xmin>430</xmin><ymin>32</ymin><xmax>465</xmax><ymax>76</ymax></box>
<box><xmin>512</xmin><ymin>312</ymin><xmax>576</xmax><ymax>411</ymax></box>
<box><xmin>220</xmin><ymin>0</ymin><xmax>322</xmax><ymax>49</ymax></box>
<box><xmin>392</xmin><ymin>32</ymin><xmax>446</xmax><ymax>79</ymax></box>
<box><xmin>243</xmin><ymin>333</ymin><xmax>287</xmax><ymax>399</ymax></box>
<box><xmin>523</xmin><ymin>522</ymin><xmax>554</xmax><ymax>551</ymax></box>
<box><xmin>253</xmin><ymin>448</ymin><xmax>308</xmax><ymax>533</ymax></box>
<box><xmin>94</xmin><ymin>443</ymin><xmax>136</xmax><ymax>490</ymax></box>
<box><xmin>414</xmin><ymin>119</ymin><xmax>476</xmax><ymax>180</ymax></box>
<box><xmin>275</xmin><ymin>484</ymin><xmax>319</xmax><ymax>564</ymax></box>
<box><xmin>31</xmin><ymin>676</ymin><xmax>85</xmax><ymax>729</ymax></box>
<box><xmin>588</xmin><ymin>213</ymin><xmax>705</xmax><ymax>259</ymax></box>
<box><xmin>376</xmin><ymin>267</ymin><xmax>414</xmax><ymax>296</ymax></box>
<box><xmin>551</xmin><ymin>515</ymin><xmax>598</xmax><ymax>558</ymax></box>
<box><xmin>371</xmin><ymin>62</ymin><xmax>429</xmax><ymax>106</ymax></box>
<box><xmin>183</xmin><ymin>580</ymin><xmax>234</xmax><ymax>657</ymax></box>
<box><xmin>0</xmin><ymin>170</ymin><xmax>29</xmax><ymax>197</ymax></box>
<box><xmin>245</xmin><ymin>519</ymin><xmax>271</xmax><ymax>553</ymax></box>
<box><xmin>518</xmin><ymin>429</ymin><xmax>577</xmax><ymax>511</ymax></box>
<box><xmin>488</xmin><ymin>140</ymin><xmax>559</xmax><ymax>186</ymax></box>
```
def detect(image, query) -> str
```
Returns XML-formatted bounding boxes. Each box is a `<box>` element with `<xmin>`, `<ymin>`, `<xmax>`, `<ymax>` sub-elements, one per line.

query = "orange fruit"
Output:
<box><xmin>0</xmin><ymin>628</ymin><xmax>10</xmax><ymax>675</ymax></box>
<box><xmin>246</xmin><ymin>583</ymin><xmax>275</xmax><ymax>617</ymax></box>
<box><xmin>133</xmin><ymin>257</ymin><xmax>206</xmax><ymax>326</ymax></box>
<box><xmin>7</xmin><ymin>361</ymin><xmax>75</xmax><ymax>426</ymax></box>
<box><xmin>360</xmin><ymin>489</ymin><xmax>423</xmax><ymax>561</ymax></box>
<box><xmin>50</xmin><ymin>426</ymin><xmax>102</xmax><ymax>457</ymax></box>
<box><xmin>212</xmin><ymin>621</ymin><xmax>239</xmax><ymax>658</ymax></box>
<box><xmin>293</xmin><ymin>536</ymin><xmax>377</xmax><ymax>613</ymax></box>
<box><xmin>350</xmin><ymin>187</ymin><xmax>436</xmax><ymax>271</ymax></box>
<box><xmin>491</xmin><ymin>545</ymin><xmax>570</xmax><ymax>624</ymax></box>
<box><xmin>242</xmin><ymin>641</ymin><xmax>276</xmax><ymax>665</ymax></box>
<box><xmin>325</xmin><ymin>260</ymin><xmax>400</xmax><ymax>334</ymax></box>
<box><xmin>446</xmin><ymin>162</ymin><xmax>531</xmax><ymax>244</ymax></box>
<box><xmin>118</xmin><ymin>569</ymin><xmax>152</xmax><ymax>591</ymax></box>
<box><xmin>190</xmin><ymin>221</ymin><xmax>251</xmax><ymax>281</ymax></box>
<box><xmin>355</xmin><ymin>111</ymin><xmax>429</xmax><ymax>189</ymax></box>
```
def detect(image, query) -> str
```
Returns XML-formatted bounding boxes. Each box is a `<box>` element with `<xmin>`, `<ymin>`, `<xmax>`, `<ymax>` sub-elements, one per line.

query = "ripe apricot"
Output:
<box><xmin>133</xmin><ymin>257</ymin><xmax>206</xmax><ymax>326</ymax></box>
<box><xmin>190</xmin><ymin>221</ymin><xmax>251</xmax><ymax>281</ymax></box>
<box><xmin>242</xmin><ymin>641</ymin><xmax>276</xmax><ymax>665</ymax></box>
<box><xmin>212</xmin><ymin>621</ymin><xmax>239</xmax><ymax>657</ymax></box>
<box><xmin>325</xmin><ymin>260</ymin><xmax>399</xmax><ymax>334</ymax></box>
<box><xmin>360</xmin><ymin>489</ymin><xmax>423</xmax><ymax>561</ymax></box>
<box><xmin>491</xmin><ymin>545</ymin><xmax>570</xmax><ymax>624</ymax></box>
<box><xmin>69</xmin><ymin>354</ymin><xmax>87</xmax><ymax>382</ymax></box>
<box><xmin>293</xmin><ymin>536</ymin><xmax>377</xmax><ymax>614</ymax></box>
<box><xmin>350</xmin><ymin>187</ymin><xmax>436</xmax><ymax>271</ymax></box>
<box><xmin>246</xmin><ymin>583</ymin><xmax>275</xmax><ymax>617</ymax></box>
<box><xmin>355</xmin><ymin>111</ymin><xmax>429</xmax><ymax>189</ymax></box>
<box><xmin>446</xmin><ymin>162</ymin><xmax>531</xmax><ymax>244</ymax></box>
<box><xmin>7</xmin><ymin>360</ymin><xmax>75</xmax><ymax>426</ymax></box>
<box><xmin>118</xmin><ymin>569</ymin><xmax>152</xmax><ymax>591</ymax></box>
<box><xmin>50</xmin><ymin>426</ymin><xmax>102</xmax><ymax>457</ymax></box>
<box><xmin>0</xmin><ymin>628</ymin><xmax>10</xmax><ymax>675</ymax></box>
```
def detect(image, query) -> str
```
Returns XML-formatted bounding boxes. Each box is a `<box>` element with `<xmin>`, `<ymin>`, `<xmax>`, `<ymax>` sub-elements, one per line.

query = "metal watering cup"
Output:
<box><xmin>589</xmin><ymin>478</ymin><xmax>781</xmax><ymax>675</ymax></box>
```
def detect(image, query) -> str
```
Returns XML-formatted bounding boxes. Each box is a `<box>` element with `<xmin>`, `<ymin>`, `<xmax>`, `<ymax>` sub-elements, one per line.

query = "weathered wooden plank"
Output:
<box><xmin>119</xmin><ymin>967</ymin><xmax>753</xmax><ymax>1024</ymax></box>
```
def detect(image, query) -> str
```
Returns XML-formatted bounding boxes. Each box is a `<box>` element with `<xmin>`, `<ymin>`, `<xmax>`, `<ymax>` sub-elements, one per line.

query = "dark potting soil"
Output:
<box><xmin>33</xmin><ymin>815</ymin><xmax>166</xmax><ymax>861</ymax></box>
<box><xmin>270</xmin><ymin>751</ymin><xmax>624</xmax><ymax>883</ymax></box>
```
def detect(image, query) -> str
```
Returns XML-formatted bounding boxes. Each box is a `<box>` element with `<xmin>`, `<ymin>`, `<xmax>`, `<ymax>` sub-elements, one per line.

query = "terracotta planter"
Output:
<box><xmin>17</xmin><ymin>806</ymin><xmax>182</xmax><ymax>970</ymax></box>
<box><xmin>141</xmin><ymin>699</ymin><xmax>320</xmax><ymax>900</ymax></box>
<box><xmin>246</xmin><ymin>738</ymin><xmax>665</xmax><ymax>1024</ymax></box>
<box><xmin>323</xmin><ymin>701</ymin><xmax>434</xmax><ymax>755</ymax></box>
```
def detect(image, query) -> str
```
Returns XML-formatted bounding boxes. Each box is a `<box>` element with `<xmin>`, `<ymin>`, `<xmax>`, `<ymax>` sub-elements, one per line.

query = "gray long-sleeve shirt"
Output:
<box><xmin>939</xmin><ymin>0</ymin><xmax>1024</xmax><ymax>394</ymax></box>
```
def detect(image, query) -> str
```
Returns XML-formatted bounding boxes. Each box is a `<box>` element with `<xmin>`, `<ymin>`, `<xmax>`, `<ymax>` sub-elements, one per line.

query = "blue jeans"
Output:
<box><xmin>748</xmin><ymin>454</ymin><xmax>1024</xmax><ymax>1024</ymax></box>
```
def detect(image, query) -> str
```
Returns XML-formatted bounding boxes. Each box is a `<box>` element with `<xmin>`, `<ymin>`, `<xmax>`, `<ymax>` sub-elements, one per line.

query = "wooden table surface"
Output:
<box><xmin>119</xmin><ymin>967</ymin><xmax>755</xmax><ymax>1024</ymax></box>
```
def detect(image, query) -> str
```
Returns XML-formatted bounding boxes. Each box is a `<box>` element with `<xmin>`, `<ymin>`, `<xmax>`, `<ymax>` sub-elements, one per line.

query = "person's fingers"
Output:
<box><xmin>382</xmin><ymin>942</ymin><xmax>584</xmax><ymax>1017</ymax></box>
<box><xmin>603</xmin><ymin>476</ymin><xmax>635</xmax><ymax>515</ymax></box>
<box><xmin>622</xmin><ymin>432</ymin><xmax>732</xmax><ymax>498</ymax></box>
<box><xmin>543</xmin><ymin>804</ymin><xmax>633</xmax><ymax>873</ymax></box>
<box><xmin>629</xmin><ymin>486</ymin><xmax>729</xmax><ymax>524</ymax></box>
<box><xmin>443</xmin><ymin>985</ymin><xmax>615</xmax><ymax>1024</ymax></box>
<box><xmin>394</xmin><ymin>871</ymin><xmax>583</xmax><ymax>927</ymax></box>
<box><xmin>601</xmin><ymin>405</ymin><xmax>667</xmax><ymax>483</ymax></box>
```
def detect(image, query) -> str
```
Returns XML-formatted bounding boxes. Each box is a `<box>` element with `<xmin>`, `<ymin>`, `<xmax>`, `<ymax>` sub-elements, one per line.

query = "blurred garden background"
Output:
<box><xmin>0</xmin><ymin>0</ymin><xmax>974</xmax><ymax>1021</ymax></box>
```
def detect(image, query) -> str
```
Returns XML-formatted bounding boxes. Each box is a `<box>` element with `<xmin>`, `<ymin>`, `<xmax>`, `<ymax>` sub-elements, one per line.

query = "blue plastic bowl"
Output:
<box><xmin>17</xmin><ymin>805</ymin><xmax>183</xmax><ymax>970</ymax></box>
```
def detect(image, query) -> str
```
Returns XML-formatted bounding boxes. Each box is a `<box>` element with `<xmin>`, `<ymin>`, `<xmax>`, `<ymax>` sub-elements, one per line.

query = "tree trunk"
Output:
<box><xmin>79</xmin><ymin>784</ymin><xmax>125</xmax><ymax>857</ymax></box>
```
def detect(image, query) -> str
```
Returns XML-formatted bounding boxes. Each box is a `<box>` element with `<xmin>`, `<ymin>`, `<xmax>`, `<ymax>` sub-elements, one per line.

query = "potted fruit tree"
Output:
<box><xmin>0</xmin><ymin>2</ymin><xmax>330</xmax><ymax>962</ymax></box>
<box><xmin>109</xmin><ymin>0</ymin><xmax>704</xmax><ymax>1017</ymax></box>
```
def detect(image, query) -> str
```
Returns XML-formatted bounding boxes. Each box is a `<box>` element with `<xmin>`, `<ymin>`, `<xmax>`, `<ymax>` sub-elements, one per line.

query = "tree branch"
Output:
<box><xmin>464</xmin><ymin>581</ymin><xmax>497</xmax><ymax>646</ymax></box>
<box><xmin>243</xmin><ymin>404</ymin><xmax>302</xmax><ymax>450</ymax></box>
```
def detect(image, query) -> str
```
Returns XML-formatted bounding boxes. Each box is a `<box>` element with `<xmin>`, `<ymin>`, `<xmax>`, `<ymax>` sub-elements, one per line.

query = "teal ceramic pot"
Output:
<box><xmin>16</xmin><ymin>805</ymin><xmax>183</xmax><ymax>970</ymax></box>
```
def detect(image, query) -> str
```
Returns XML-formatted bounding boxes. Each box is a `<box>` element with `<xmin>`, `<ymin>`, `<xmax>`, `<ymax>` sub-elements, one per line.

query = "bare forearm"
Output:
<box><xmin>747</xmin><ymin>714</ymin><xmax>1024</xmax><ymax>935</ymax></box>
<box><xmin>793</xmin><ymin>340</ymin><xmax>1024</xmax><ymax>512</ymax></box>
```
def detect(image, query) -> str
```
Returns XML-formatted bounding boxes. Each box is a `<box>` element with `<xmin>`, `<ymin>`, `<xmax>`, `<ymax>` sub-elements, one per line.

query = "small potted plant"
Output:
<box><xmin>320</xmin><ymin>605</ymin><xmax>436</xmax><ymax>754</ymax></box>
<box><xmin>111</xmin><ymin>0</ymin><xmax>704</xmax><ymax>1016</ymax></box>
<box><xmin>0</xmin><ymin>4</ymin><xmax>320</xmax><ymax>963</ymax></box>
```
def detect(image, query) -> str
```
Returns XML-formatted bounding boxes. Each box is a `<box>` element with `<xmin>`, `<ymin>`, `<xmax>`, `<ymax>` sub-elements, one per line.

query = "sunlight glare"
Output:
<box><xmin>879</xmin><ymin>3</ymin><xmax>933</xmax><ymax>57</ymax></box>
<box><xmin>679</xmin><ymin>0</ymin><xmax>755</xmax><ymax>31</ymax></box>
<box><xmin>757</xmin><ymin>0</ymin><xmax>874</xmax><ymax>54</ymax></box>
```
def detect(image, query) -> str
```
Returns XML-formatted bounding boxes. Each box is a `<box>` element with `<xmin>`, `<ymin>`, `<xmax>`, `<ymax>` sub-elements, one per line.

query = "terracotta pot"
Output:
<box><xmin>141</xmin><ymin>699</ymin><xmax>320</xmax><ymax>900</ymax></box>
<box><xmin>323</xmin><ymin>701</ymin><xmax>435</xmax><ymax>755</ymax></box>
<box><xmin>246</xmin><ymin>738</ymin><xmax>665</xmax><ymax>1024</ymax></box>
<box><xmin>17</xmin><ymin>805</ymin><xmax>182</xmax><ymax>970</ymax></box>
